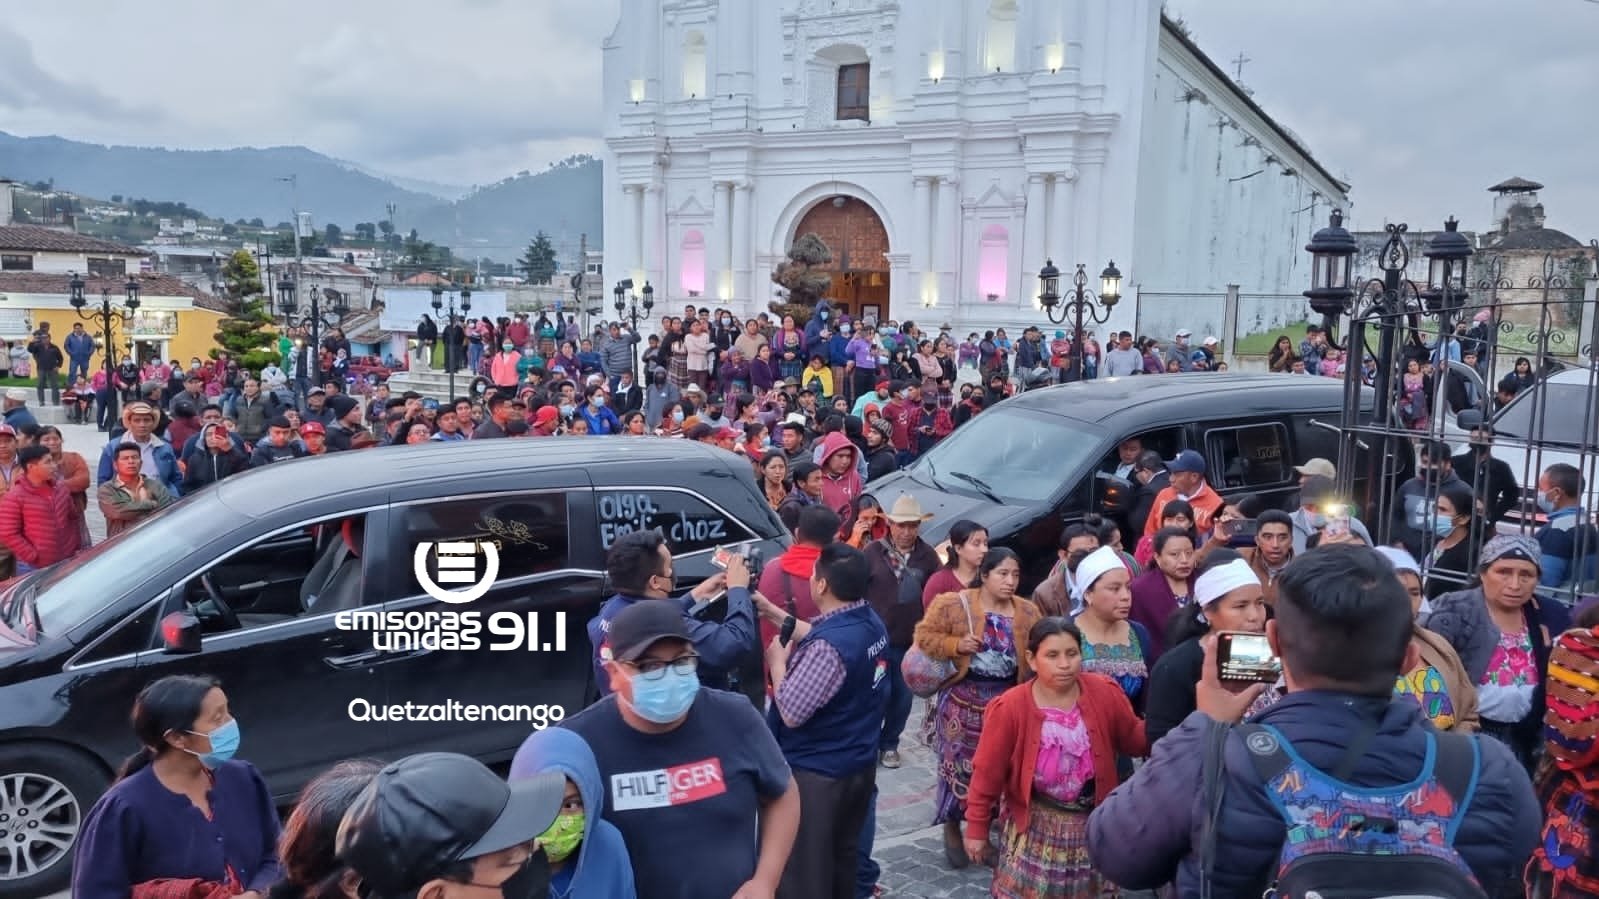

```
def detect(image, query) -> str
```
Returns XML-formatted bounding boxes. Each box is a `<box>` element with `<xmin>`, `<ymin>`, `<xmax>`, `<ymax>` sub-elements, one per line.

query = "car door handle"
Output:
<box><xmin>324</xmin><ymin>649</ymin><xmax>385</xmax><ymax>670</ymax></box>
<box><xmin>371</xmin><ymin>647</ymin><xmax>434</xmax><ymax>665</ymax></box>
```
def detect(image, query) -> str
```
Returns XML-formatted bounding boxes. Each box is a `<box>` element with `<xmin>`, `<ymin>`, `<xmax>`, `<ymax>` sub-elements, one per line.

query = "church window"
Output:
<box><xmin>984</xmin><ymin>0</ymin><xmax>1018</xmax><ymax>73</ymax></box>
<box><xmin>978</xmin><ymin>225</ymin><xmax>1009</xmax><ymax>300</ymax></box>
<box><xmin>681</xmin><ymin>31</ymin><xmax>707</xmax><ymax>99</ymax></box>
<box><xmin>837</xmin><ymin>63</ymin><xmax>869</xmax><ymax>121</ymax></box>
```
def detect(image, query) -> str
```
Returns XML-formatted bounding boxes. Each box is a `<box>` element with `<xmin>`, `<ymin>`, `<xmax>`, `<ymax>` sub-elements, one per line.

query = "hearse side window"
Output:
<box><xmin>597</xmin><ymin>489</ymin><xmax>756</xmax><ymax>557</ymax></box>
<box><xmin>1206</xmin><ymin>423</ymin><xmax>1291</xmax><ymax>489</ymax></box>
<box><xmin>175</xmin><ymin>512</ymin><xmax>377</xmax><ymax>636</ymax></box>
<box><xmin>400</xmin><ymin>493</ymin><xmax>571</xmax><ymax>587</ymax></box>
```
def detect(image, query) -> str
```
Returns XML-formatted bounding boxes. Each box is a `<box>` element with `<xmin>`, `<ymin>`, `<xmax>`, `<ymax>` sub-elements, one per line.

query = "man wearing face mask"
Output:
<box><xmin>587</xmin><ymin>529</ymin><xmax>755</xmax><ymax>699</ymax></box>
<box><xmin>337</xmin><ymin>752</ymin><xmax>566</xmax><ymax>899</ymax></box>
<box><xmin>1291</xmin><ymin>476</ymin><xmax>1374</xmax><ymax>556</ymax></box>
<box><xmin>1392</xmin><ymin>439</ymin><xmax>1465</xmax><ymax>559</ymax></box>
<box><xmin>565</xmin><ymin>600</ymin><xmax>800</xmax><ymax>899</ymax></box>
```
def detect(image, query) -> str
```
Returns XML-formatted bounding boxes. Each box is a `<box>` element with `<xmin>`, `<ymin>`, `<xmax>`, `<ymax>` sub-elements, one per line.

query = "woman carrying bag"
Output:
<box><xmin>913</xmin><ymin>548</ymin><xmax>1040</xmax><ymax>869</ymax></box>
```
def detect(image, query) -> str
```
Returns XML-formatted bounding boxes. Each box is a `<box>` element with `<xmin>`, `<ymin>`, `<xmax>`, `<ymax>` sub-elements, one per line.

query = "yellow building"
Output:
<box><xmin>0</xmin><ymin>223</ymin><xmax>227</xmax><ymax>375</ymax></box>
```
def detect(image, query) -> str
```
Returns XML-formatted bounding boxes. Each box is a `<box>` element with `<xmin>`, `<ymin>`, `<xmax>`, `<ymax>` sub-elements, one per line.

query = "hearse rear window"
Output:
<box><xmin>1207</xmin><ymin>423</ymin><xmax>1291</xmax><ymax>489</ymax></box>
<box><xmin>597</xmin><ymin>489</ymin><xmax>756</xmax><ymax>556</ymax></box>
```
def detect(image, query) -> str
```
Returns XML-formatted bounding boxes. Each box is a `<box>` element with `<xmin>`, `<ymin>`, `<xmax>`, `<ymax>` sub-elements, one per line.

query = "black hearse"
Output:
<box><xmin>0</xmin><ymin>438</ymin><xmax>786</xmax><ymax>897</ymax></box>
<box><xmin>869</xmin><ymin>373</ymin><xmax>1401</xmax><ymax>588</ymax></box>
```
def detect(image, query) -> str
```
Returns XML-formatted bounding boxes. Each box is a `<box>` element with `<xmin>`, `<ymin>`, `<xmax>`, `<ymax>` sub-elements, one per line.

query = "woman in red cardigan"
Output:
<box><xmin>964</xmin><ymin>616</ymin><xmax>1149</xmax><ymax>898</ymax></box>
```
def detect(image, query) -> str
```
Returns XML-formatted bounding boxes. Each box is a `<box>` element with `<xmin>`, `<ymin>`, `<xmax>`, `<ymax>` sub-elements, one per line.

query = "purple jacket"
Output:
<box><xmin>1087</xmin><ymin>693</ymin><xmax>1539</xmax><ymax>896</ymax></box>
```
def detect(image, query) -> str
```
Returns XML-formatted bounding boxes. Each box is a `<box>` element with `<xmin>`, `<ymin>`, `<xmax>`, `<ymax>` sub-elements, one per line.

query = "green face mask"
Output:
<box><xmin>538</xmin><ymin>811</ymin><xmax>584</xmax><ymax>863</ymax></box>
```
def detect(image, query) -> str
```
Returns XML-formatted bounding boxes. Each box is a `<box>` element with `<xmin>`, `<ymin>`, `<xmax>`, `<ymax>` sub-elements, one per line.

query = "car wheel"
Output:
<box><xmin>0</xmin><ymin>745</ymin><xmax>109</xmax><ymax>898</ymax></box>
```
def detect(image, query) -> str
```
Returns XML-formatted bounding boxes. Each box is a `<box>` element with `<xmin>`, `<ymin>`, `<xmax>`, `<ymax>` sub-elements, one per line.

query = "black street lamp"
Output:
<box><xmin>613</xmin><ymin>278</ymin><xmax>654</xmax><ymax>376</ymax></box>
<box><xmin>430</xmin><ymin>280</ymin><xmax>473</xmax><ymax>400</ymax></box>
<box><xmin>1038</xmin><ymin>259</ymin><xmax>1121</xmax><ymax>382</ymax></box>
<box><xmin>1302</xmin><ymin>211</ymin><xmax>1472</xmax><ymax>542</ymax></box>
<box><xmin>70</xmin><ymin>272</ymin><xmax>140</xmax><ymax>427</ymax></box>
<box><xmin>276</xmin><ymin>275</ymin><xmax>351</xmax><ymax>397</ymax></box>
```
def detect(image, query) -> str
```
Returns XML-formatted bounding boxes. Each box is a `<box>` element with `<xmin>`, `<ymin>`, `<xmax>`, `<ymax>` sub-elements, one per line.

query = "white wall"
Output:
<box><xmin>26</xmin><ymin>251</ymin><xmax>134</xmax><ymax>276</ymax></box>
<box><xmin>603</xmin><ymin>0</ymin><xmax>1345</xmax><ymax>337</ymax></box>
<box><xmin>1131</xmin><ymin>28</ymin><xmax>1350</xmax><ymax>298</ymax></box>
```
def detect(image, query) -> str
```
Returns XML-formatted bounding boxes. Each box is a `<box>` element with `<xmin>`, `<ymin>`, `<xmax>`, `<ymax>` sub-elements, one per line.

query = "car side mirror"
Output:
<box><xmin>159</xmin><ymin>611</ymin><xmax>202</xmax><ymax>654</ymax></box>
<box><xmin>1093</xmin><ymin>472</ymin><xmax>1134</xmax><ymax>516</ymax></box>
<box><xmin>1456</xmin><ymin>409</ymin><xmax>1484</xmax><ymax>431</ymax></box>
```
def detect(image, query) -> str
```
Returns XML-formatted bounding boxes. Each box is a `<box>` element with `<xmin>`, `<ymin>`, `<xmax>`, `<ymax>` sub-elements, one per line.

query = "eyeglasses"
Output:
<box><xmin>626</xmin><ymin>653</ymin><xmax>699</xmax><ymax>680</ymax></box>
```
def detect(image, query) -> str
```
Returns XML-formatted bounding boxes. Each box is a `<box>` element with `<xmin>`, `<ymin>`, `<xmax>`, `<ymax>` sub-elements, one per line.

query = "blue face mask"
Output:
<box><xmin>186</xmin><ymin>718</ymin><xmax>240</xmax><ymax>768</ymax></box>
<box><xmin>672</xmin><ymin>410</ymin><xmax>685</xmax><ymax>424</ymax></box>
<box><xmin>1537</xmin><ymin>493</ymin><xmax>1557</xmax><ymax>516</ymax></box>
<box><xmin>818</xmin><ymin>310</ymin><xmax>828</xmax><ymax>320</ymax></box>
<box><xmin>559</xmin><ymin>404</ymin><xmax>575</xmax><ymax>418</ymax></box>
<box><xmin>625</xmin><ymin>667</ymin><xmax>700</xmax><ymax>723</ymax></box>
<box><xmin>1425</xmin><ymin>511</ymin><xmax>1455</xmax><ymax>537</ymax></box>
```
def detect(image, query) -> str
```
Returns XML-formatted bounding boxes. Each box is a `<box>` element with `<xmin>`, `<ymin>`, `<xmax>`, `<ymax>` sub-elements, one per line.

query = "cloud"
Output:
<box><xmin>0</xmin><ymin>24</ymin><xmax>159</xmax><ymax>122</ymax></box>
<box><xmin>1167</xmin><ymin>0</ymin><xmax>1599</xmax><ymax>241</ymax></box>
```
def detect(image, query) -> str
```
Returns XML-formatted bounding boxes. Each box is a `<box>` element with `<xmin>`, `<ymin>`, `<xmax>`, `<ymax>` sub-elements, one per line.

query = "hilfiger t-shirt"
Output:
<box><xmin>563</xmin><ymin>688</ymin><xmax>791</xmax><ymax>899</ymax></box>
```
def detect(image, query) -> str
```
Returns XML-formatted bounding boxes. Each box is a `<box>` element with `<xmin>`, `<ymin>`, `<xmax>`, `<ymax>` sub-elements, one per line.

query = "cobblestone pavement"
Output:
<box><xmin>869</xmin><ymin>700</ymin><xmax>1156</xmax><ymax>898</ymax></box>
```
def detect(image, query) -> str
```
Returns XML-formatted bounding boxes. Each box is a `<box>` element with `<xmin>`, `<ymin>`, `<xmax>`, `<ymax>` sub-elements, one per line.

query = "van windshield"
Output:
<box><xmin>907</xmin><ymin>409</ymin><xmax>1104</xmax><ymax>503</ymax></box>
<box><xmin>30</xmin><ymin>499</ymin><xmax>212</xmax><ymax>637</ymax></box>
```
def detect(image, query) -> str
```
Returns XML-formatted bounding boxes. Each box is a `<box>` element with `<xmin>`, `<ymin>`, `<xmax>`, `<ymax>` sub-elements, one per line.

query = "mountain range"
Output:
<box><xmin>0</xmin><ymin>131</ymin><xmax>601</xmax><ymax>259</ymax></box>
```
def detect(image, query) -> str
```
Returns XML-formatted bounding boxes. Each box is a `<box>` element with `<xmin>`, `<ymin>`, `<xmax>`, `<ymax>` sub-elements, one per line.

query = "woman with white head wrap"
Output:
<box><xmin>1141</xmin><ymin>549</ymin><xmax>1267</xmax><ymax>746</ymax></box>
<box><xmin>1070</xmin><ymin>546</ymin><xmax>1152</xmax><ymax>709</ymax></box>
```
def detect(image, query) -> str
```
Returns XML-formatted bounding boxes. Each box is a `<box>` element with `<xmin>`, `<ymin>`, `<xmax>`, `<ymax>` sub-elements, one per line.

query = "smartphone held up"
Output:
<box><xmin>1216</xmin><ymin>631</ymin><xmax>1281</xmax><ymax>684</ymax></box>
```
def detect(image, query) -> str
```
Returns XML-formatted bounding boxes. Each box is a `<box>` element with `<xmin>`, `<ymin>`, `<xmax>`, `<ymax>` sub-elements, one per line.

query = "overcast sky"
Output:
<box><xmin>1</xmin><ymin>0</ymin><xmax>1595</xmax><ymax>242</ymax></box>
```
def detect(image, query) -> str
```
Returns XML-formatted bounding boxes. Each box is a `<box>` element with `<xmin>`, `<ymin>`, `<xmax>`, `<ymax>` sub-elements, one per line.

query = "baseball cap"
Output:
<box><xmin>1175</xmin><ymin>329</ymin><xmax>1193</xmax><ymax>339</ymax></box>
<box><xmin>267</xmin><ymin>416</ymin><xmax>293</xmax><ymax>430</ymax></box>
<box><xmin>0</xmin><ymin>424</ymin><xmax>14</xmax><ymax>438</ymax></box>
<box><xmin>714</xmin><ymin>426</ymin><xmax>740</xmax><ymax>441</ymax></box>
<box><xmin>606</xmin><ymin>599</ymin><xmax>692</xmax><ymax>663</ymax></box>
<box><xmin>307</xmin><ymin>386</ymin><xmax>327</xmax><ymax>396</ymax></box>
<box><xmin>4</xmin><ymin>388</ymin><xmax>26</xmax><ymax>402</ymax></box>
<box><xmin>1166</xmin><ymin>449</ymin><xmax>1207</xmax><ymax>474</ymax></box>
<box><xmin>1294</xmin><ymin>458</ymin><xmax>1337</xmax><ymax>479</ymax></box>
<box><xmin>336</xmin><ymin>753</ymin><xmax>564</xmax><ymax>897</ymax></box>
<box><xmin>299</xmin><ymin>421</ymin><xmax>326</xmax><ymax>436</ymax></box>
<box><xmin>1202</xmin><ymin>336</ymin><xmax>1219</xmax><ymax>347</ymax></box>
<box><xmin>534</xmin><ymin>405</ymin><xmax>560</xmax><ymax>426</ymax></box>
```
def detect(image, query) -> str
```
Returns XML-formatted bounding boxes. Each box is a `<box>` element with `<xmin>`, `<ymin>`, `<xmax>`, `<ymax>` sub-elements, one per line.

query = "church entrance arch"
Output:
<box><xmin>790</xmin><ymin>196</ymin><xmax>890</xmax><ymax>323</ymax></box>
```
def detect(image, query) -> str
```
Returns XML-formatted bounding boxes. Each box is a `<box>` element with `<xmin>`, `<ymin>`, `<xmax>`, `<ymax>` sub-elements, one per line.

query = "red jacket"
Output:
<box><xmin>0</xmin><ymin>478</ymin><xmax>83</xmax><ymax>567</ymax></box>
<box><xmin>965</xmin><ymin>673</ymin><xmax>1149</xmax><ymax>842</ymax></box>
<box><xmin>883</xmin><ymin>399</ymin><xmax>915</xmax><ymax>452</ymax></box>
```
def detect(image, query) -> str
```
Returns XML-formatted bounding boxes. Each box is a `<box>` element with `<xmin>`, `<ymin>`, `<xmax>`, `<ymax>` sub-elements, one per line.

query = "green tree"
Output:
<box><xmin>518</xmin><ymin>231</ymin><xmax>558</xmax><ymax>284</ymax></box>
<box><xmin>211</xmin><ymin>250</ymin><xmax>280</xmax><ymax>372</ymax></box>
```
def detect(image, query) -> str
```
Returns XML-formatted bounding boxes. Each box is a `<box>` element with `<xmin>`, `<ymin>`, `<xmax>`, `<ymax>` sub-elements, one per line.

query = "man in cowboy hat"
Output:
<box><xmin>95</xmin><ymin>401</ymin><xmax>183</xmax><ymax>497</ymax></box>
<box><xmin>855</xmin><ymin>492</ymin><xmax>941</xmax><ymax>892</ymax></box>
<box><xmin>862</xmin><ymin>494</ymin><xmax>939</xmax><ymax>769</ymax></box>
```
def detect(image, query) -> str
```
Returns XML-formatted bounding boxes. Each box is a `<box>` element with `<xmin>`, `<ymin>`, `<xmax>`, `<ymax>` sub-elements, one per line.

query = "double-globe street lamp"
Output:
<box><xmin>1302</xmin><ymin>209</ymin><xmax>1473</xmax><ymax>535</ymax></box>
<box><xmin>69</xmin><ymin>272</ymin><xmax>140</xmax><ymax>425</ymax></box>
<box><xmin>1038</xmin><ymin>259</ymin><xmax>1122</xmax><ymax>382</ymax></box>
<box><xmin>277</xmin><ymin>275</ymin><xmax>351</xmax><ymax>398</ymax></box>
<box><xmin>430</xmin><ymin>281</ymin><xmax>473</xmax><ymax>400</ymax></box>
<box><xmin>613</xmin><ymin>278</ymin><xmax>654</xmax><ymax>376</ymax></box>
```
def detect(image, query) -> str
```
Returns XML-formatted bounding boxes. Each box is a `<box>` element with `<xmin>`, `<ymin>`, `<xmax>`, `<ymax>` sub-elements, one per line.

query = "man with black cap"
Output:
<box><xmin>337</xmin><ymin>752</ymin><xmax>566</xmax><ymax>899</ymax></box>
<box><xmin>565</xmin><ymin>600</ymin><xmax>799</xmax><ymax>899</ymax></box>
<box><xmin>324</xmin><ymin>394</ymin><xmax>365</xmax><ymax>452</ymax></box>
<box><xmin>249</xmin><ymin>416</ymin><xmax>308</xmax><ymax>467</ymax></box>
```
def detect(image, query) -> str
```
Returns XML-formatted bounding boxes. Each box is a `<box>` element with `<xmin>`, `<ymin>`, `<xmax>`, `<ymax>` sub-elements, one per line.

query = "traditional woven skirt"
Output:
<box><xmin>932</xmin><ymin>677</ymin><xmax>1010</xmax><ymax>824</ymax></box>
<box><xmin>991</xmin><ymin>794</ymin><xmax>1117</xmax><ymax>898</ymax></box>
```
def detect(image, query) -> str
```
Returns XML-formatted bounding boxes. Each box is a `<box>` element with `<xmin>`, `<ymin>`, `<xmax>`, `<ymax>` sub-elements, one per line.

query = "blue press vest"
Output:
<box><xmin>770</xmin><ymin>603</ymin><xmax>890</xmax><ymax>777</ymax></box>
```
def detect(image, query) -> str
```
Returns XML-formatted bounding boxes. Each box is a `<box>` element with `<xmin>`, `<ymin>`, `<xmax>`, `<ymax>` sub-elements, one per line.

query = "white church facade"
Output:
<box><xmin>601</xmin><ymin>0</ymin><xmax>1351</xmax><ymax>336</ymax></box>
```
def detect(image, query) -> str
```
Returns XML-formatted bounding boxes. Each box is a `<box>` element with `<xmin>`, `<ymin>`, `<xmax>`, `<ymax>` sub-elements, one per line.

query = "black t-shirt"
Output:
<box><xmin>563</xmin><ymin>689</ymin><xmax>791</xmax><ymax>899</ymax></box>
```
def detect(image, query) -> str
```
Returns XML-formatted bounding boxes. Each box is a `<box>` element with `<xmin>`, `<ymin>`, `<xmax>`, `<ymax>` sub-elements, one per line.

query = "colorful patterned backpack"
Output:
<box><xmin>1238</xmin><ymin>721</ymin><xmax>1487</xmax><ymax>899</ymax></box>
